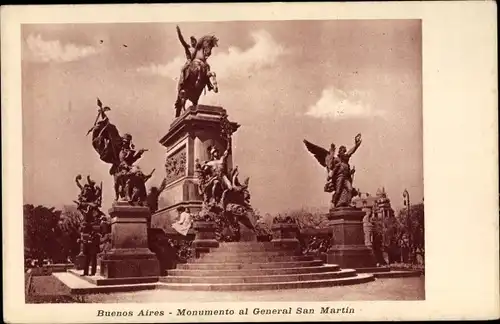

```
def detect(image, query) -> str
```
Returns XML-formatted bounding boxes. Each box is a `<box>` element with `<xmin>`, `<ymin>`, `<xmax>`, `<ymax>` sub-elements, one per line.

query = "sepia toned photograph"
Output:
<box><xmin>3</xmin><ymin>2</ymin><xmax>498</xmax><ymax>323</ymax></box>
<box><xmin>22</xmin><ymin>19</ymin><xmax>424</xmax><ymax>304</ymax></box>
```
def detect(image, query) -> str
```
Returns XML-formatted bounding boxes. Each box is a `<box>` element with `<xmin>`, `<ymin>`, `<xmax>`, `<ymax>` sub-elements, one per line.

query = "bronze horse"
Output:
<box><xmin>174</xmin><ymin>35</ymin><xmax>219</xmax><ymax>117</ymax></box>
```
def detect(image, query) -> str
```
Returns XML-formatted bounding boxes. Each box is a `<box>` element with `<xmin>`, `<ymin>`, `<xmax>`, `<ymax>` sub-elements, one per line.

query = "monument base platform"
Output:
<box><xmin>327</xmin><ymin>245</ymin><xmax>378</xmax><ymax>269</ymax></box>
<box><xmin>53</xmin><ymin>241</ymin><xmax>422</xmax><ymax>294</ymax></box>
<box><xmin>98</xmin><ymin>249</ymin><xmax>160</xmax><ymax>279</ymax></box>
<box><xmin>355</xmin><ymin>266</ymin><xmax>423</xmax><ymax>278</ymax></box>
<box><xmin>68</xmin><ymin>268</ymin><xmax>158</xmax><ymax>286</ymax></box>
<box><xmin>327</xmin><ymin>207</ymin><xmax>377</xmax><ymax>269</ymax></box>
<box><xmin>99</xmin><ymin>202</ymin><xmax>160</xmax><ymax>279</ymax></box>
<box><xmin>53</xmin><ymin>271</ymin><xmax>157</xmax><ymax>295</ymax></box>
<box><xmin>160</xmin><ymin>241</ymin><xmax>375</xmax><ymax>291</ymax></box>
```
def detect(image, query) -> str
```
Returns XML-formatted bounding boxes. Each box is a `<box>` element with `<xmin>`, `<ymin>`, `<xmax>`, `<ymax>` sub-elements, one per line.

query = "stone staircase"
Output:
<box><xmin>54</xmin><ymin>240</ymin><xmax>420</xmax><ymax>294</ymax></box>
<box><xmin>158</xmin><ymin>242</ymin><xmax>375</xmax><ymax>291</ymax></box>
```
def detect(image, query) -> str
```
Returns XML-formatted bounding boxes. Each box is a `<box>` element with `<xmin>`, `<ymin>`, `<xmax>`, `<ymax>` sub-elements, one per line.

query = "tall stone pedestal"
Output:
<box><xmin>327</xmin><ymin>207</ymin><xmax>376</xmax><ymax>268</ymax></box>
<box><xmin>98</xmin><ymin>202</ymin><xmax>160</xmax><ymax>278</ymax></box>
<box><xmin>151</xmin><ymin>105</ymin><xmax>240</xmax><ymax>233</ymax></box>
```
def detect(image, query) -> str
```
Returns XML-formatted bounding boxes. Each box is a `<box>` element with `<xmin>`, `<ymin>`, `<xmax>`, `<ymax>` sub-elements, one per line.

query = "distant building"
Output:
<box><xmin>352</xmin><ymin>191</ymin><xmax>377</xmax><ymax>208</ymax></box>
<box><xmin>352</xmin><ymin>188</ymin><xmax>395</xmax><ymax>219</ymax></box>
<box><xmin>373</xmin><ymin>187</ymin><xmax>395</xmax><ymax>220</ymax></box>
<box><xmin>352</xmin><ymin>188</ymin><xmax>396</xmax><ymax>251</ymax></box>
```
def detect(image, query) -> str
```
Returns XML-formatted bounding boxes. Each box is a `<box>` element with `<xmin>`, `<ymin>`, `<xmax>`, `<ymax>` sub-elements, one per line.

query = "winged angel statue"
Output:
<box><xmin>303</xmin><ymin>133</ymin><xmax>362</xmax><ymax>208</ymax></box>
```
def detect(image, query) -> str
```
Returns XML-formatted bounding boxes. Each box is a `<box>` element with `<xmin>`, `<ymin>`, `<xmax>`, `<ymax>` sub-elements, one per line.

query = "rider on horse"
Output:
<box><xmin>176</xmin><ymin>25</ymin><xmax>198</xmax><ymax>92</ymax></box>
<box><xmin>174</xmin><ymin>26</ymin><xmax>219</xmax><ymax>117</ymax></box>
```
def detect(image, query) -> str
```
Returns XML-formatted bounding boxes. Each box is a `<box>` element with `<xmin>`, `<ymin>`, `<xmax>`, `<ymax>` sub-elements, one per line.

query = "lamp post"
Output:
<box><xmin>403</xmin><ymin>189</ymin><xmax>412</xmax><ymax>263</ymax></box>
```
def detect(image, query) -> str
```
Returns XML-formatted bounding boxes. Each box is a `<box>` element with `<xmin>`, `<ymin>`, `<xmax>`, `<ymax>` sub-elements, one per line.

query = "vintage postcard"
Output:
<box><xmin>2</xmin><ymin>2</ymin><xmax>498</xmax><ymax>323</ymax></box>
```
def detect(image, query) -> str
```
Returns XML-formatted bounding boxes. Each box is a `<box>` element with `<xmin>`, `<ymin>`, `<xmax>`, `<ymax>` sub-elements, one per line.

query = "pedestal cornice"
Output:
<box><xmin>159</xmin><ymin>105</ymin><xmax>240</xmax><ymax>148</ymax></box>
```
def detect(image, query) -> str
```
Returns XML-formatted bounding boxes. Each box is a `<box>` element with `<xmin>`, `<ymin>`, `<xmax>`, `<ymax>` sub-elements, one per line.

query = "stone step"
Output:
<box><xmin>355</xmin><ymin>266</ymin><xmax>391</xmax><ymax>273</ymax></box>
<box><xmin>67</xmin><ymin>269</ymin><xmax>159</xmax><ymax>286</ymax></box>
<box><xmin>161</xmin><ymin>269</ymin><xmax>357</xmax><ymax>284</ymax></box>
<box><xmin>373</xmin><ymin>270</ymin><xmax>423</xmax><ymax>278</ymax></box>
<box><xmin>157</xmin><ymin>273</ymin><xmax>375</xmax><ymax>291</ymax></box>
<box><xmin>177</xmin><ymin>260</ymin><xmax>324</xmax><ymax>270</ymax></box>
<box><xmin>214</xmin><ymin>243</ymin><xmax>299</xmax><ymax>252</ymax></box>
<box><xmin>167</xmin><ymin>264</ymin><xmax>341</xmax><ymax>277</ymax></box>
<box><xmin>52</xmin><ymin>272</ymin><xmax>157</xmax><ymax>295</ymax></box>
<box><xmin>199</xmin><ymin>250</ymin><xmax>302</xmax><ymax>258</ymax></box>
<box><xmin>218</xmin><ymin>242</ymin><xmax>278</xmax><ymax>247</ymax></box>
<box><xmin>192</xmin><ymin>255</ymin><xmax>314</xmax><ymax>263</ymax></box>
<box><xmin>355</xmin><ymin>266</ymin><xmax>423</xmax><ymax>278</ymax></box>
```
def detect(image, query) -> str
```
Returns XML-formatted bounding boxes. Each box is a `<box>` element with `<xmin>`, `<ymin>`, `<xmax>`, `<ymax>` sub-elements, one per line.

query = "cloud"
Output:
<box><xmin>24</xmin><ymin>34</ymin><xmax>100</xmax><ymax>63</ymax></box>
<box><xmin>137</xmin><ymin>30</ymin><xmax>286</xmax><ymax>80</ymax></box>
<box><xmin>305</xmin><ymin>87</ymin><xmax>384</xmax><ymax>119</ymax></box>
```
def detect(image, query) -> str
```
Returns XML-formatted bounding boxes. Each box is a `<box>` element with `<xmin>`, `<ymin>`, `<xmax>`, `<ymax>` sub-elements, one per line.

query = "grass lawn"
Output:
<box><xmin>26</xmin><ymin>274</ymin><xmax>84</xmax><ymax>304</ymax></box>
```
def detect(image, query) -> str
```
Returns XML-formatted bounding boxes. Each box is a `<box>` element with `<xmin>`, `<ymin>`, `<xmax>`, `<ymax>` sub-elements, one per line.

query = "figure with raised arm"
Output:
<box><xmin>88</xmin><ymin>98</ymin><xmax>150</xmax><ymax>204</ymax></box>
<box><xmin>176</xmin><ymin>25</ymin><xmax>198</xmax><ymax>95</ymax></box>
<box><xmin>196</xmin><ymin>142</ymin><xmax>233</xmax><ymax>207</ymax></box>
<box><xmin>128</xmin><ymin>167</ymin><xmax>155</xmax><ymax>205</ymax></box>
<box><xmin>331</xmin><ymin>133</ymin><xmax>362</xmax><ymax>207</ymax></box>
<box><xmin>174</xmin><ymin>26</ymin><xmax>219</xmax><ymax>117</ymax></box>
<box><xmin>114</xmin><ymin>133</ymin><xmax>148</xmax><ymax>202</ymax></box>
<box><xmin>147</xmin><ymin>177</ymin><xmax>167</xmax><ymax>214</ymax></box>
<box><xmin>304</xmin><ymin>133</ymin><xmax>362</xmax><ymax>208</ymax></box>
<box><xmin>74</xmin><ymin>174</ymin><xmax>103</xmax><ymax>223</ymax></box>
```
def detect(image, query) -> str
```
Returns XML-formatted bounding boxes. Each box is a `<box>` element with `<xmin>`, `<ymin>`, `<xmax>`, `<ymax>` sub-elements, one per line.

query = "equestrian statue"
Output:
<box><xmin>174</xmin><ymin>25</ymin><xmax>219</xmax><ymax>118</ymax></box>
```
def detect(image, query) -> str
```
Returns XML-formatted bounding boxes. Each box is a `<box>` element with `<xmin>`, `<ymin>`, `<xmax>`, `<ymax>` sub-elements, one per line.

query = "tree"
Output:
<box><xmin>24</xmin><ymin>204</ymin><xmax>65</xmax><ymax>263</ymax></box>
<box><xmin>282</xmin><ymin>207</ymin><xmax>329</xmax><ymax>230</ymax></box>
<box><xmin>397</xmin><ymin>202</ymin><xmax>425</xmax><ymax>264</ymax></box>
<box><xmin>58</xmin><ymin>205</ymin><xmax>84</xmax><ymax>261</ymax></box>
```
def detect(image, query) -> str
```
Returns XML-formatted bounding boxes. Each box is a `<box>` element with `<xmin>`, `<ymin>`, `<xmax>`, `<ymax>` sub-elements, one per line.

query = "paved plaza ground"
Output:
<box><xmin>27</xmin><ymin>275</ymin><xmax>425</xmax><ymax>303</ymax></box>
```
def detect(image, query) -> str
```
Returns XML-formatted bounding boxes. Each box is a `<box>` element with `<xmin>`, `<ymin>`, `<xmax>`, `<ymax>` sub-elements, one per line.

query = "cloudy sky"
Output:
<box><xmin>22</xmin><ymin>20</ymin><xmax>423</xmax><ymax>214</ymax></box>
